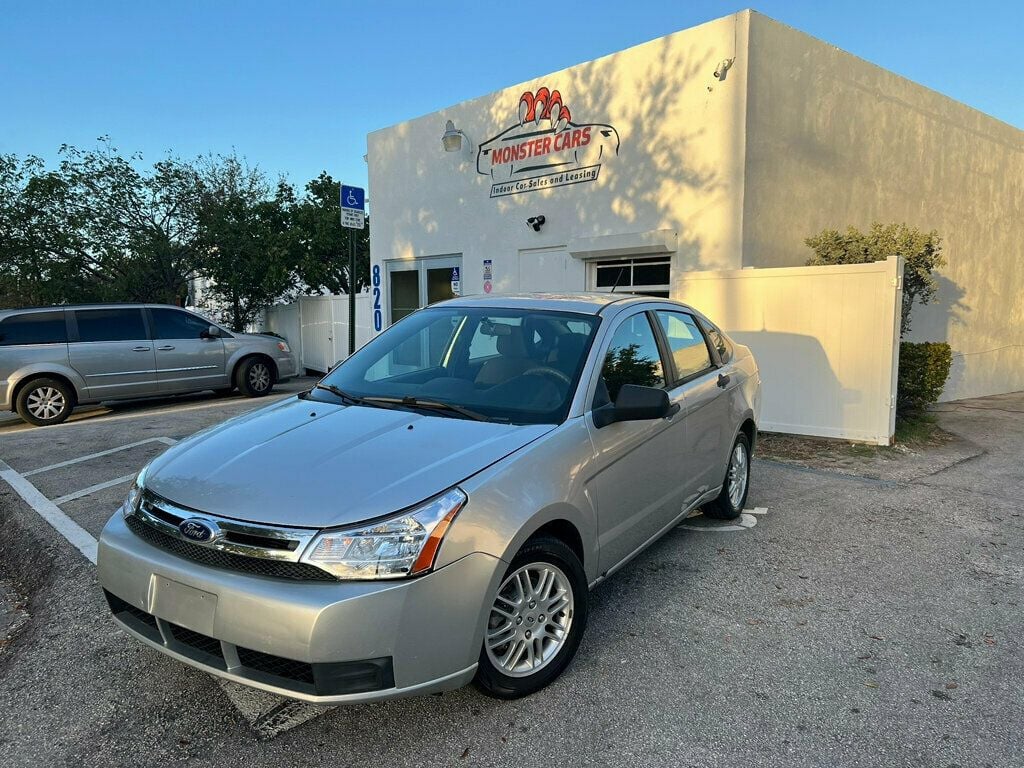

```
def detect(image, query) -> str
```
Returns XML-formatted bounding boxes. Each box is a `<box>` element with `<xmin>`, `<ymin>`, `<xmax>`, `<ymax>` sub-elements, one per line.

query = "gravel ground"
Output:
<box><xmin>0</xmin><ymin>386</ymin><xmax>1021</xmax><ymax>767</ymax></box>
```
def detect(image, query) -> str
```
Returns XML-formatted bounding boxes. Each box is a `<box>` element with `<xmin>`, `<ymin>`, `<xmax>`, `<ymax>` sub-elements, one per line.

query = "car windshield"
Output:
<box><xmin>319</xmin><ymin>306</ymin><xmax>600</xmax><ymax>424</ymax></box>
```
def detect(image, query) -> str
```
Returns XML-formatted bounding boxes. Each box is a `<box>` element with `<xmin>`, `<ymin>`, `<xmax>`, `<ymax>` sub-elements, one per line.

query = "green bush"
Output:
<box><xmin>897</xmin><ymin>342</ymin><xmax>952</xmax><ymax>416</ymax></box>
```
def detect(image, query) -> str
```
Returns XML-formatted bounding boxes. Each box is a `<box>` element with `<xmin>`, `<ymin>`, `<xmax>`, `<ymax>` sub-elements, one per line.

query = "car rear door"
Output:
<box><xmin>148</xmin><ymin>308</ymin><xmax>228</xmax><ymax>393</ymax></box>
<box><xmin>69</xmin><ymin>308</ymin><xmax>159</xmax><ymax>400</ymax></box>
<box><xmin>584</xmin><ymin>309</ymin><xmax>685</xmax><ymax>575</ymax></box>
<box><xmin>654</xmin><ymin>310</ymin><xmax>732</xmax><ymax>501</ymax></box>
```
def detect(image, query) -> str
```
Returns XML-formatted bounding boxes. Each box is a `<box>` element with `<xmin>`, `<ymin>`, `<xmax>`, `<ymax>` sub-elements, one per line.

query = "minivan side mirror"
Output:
<box><xmin>593</xmin><ymin>384</ymin><xmax>678</xmax><ymax>428</ymax></box>
<box><xmin>200</xmin><ymin>325</ymin><xmax>221</xmax><ymax>339</ymax></box>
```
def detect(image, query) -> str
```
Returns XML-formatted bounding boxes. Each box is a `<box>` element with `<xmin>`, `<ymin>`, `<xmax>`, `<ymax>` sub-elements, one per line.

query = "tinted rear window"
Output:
<box><xmin>0</xmin><ymin>312</ymin><xmax>68</xmax><ymax>346</ymax></box>
<box><xmin>75</xmin><ymin>309</ymin><xmax>147</xmax><ymax>342</ymax></box>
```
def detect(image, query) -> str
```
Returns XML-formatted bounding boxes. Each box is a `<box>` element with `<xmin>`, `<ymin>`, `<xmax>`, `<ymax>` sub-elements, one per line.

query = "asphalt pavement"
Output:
<box><xmin>0</xmin><ymin>386</ymin><xmax>1021</xmax><ymax>767</ymax></box>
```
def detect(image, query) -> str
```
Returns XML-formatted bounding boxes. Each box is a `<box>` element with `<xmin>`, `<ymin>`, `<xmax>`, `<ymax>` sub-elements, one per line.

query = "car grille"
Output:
<box><xmin>104</xmin><ymin>590</ymin><xmax>394</xmax><ymax>696</ymax></box>
<box><xmin>238</xmin><ymin>646</ymin><xmax>315</xmax><ymax>684</ymax></box>
<box><xmin>125</xmin><ymin>514</ymin><xmax>337</xmax><ymax>582</ymax></box>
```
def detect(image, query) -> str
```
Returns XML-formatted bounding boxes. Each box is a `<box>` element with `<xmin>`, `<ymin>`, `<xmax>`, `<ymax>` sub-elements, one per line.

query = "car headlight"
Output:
<box><xmin>123</xmin><ymin>469</ymin><xmax>146</xmax><ymax>517</ymax></box>
<box><xmin>300</xmin><ymin>488</ymin><xmax>467</xmax><ymax>580</ymax></box>
<box><xmin>276</xmin><ymin>341</ymin><xmax>291</xmax><ymax>353</ymax></box>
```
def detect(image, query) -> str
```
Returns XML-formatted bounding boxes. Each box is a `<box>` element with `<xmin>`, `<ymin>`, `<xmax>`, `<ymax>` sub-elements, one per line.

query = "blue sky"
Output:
<box><xmin>2</xmin><ymin>1</ymin><xmax>1020</xmax><ymax>190</ymax></box>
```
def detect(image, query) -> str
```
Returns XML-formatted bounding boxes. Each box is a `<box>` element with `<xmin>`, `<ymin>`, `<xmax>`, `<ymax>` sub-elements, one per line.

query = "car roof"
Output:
<box><xmin>435</xmin><ymin>292</ymin><xmax>691</xmax><ymax>316</ymax></box>
<box><xmin>0</xmin><ymin>303</ymin><xmax>195</xmax><ymax>321</ymax></box>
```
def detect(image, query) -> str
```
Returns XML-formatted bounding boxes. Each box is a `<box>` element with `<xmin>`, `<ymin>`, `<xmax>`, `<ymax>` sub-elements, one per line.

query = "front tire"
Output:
<box><xmin>474</xmin><ymin>536</ymin><xmax>588</xmax><ymax>699</ymax></box>
<box><xmin>703</xmin><ymin>433</ymin><xmax>751</xmax><ymax>520</ymax></box>
<box><xmin>16</xmin><ymin>377</ymin><xmax>75</xmax><ymax>426</ymax></box>
<box><xmin>235</xmin><ymin>357</ymin><xmax>274</xmax><ymax>397</ymax></box>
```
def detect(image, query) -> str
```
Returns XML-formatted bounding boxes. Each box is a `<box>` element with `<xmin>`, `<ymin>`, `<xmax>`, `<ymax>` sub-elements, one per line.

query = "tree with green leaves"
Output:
<box><xmin>805</xmin><ymin>223</ymin><xmax>945</xmax><ymax>336</ymax></box>
<box><xmin>192</xmin><ymin>155</ymin><xmax>300</xmax><ymax>331</ymax></box>
<box><xmin>0</xmin><ymin>141</ymin><xmax>200</xmax><ymax>307</ymax></box>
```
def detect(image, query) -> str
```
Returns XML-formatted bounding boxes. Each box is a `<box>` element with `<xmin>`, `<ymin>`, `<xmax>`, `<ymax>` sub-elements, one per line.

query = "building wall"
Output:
<box><xmin>741</xmin><ymin>12</ymin><xmax>1024</xmax><ymax>401</ymax></box>
<box><xmin>367</xmin><ymin>12</ymin><xmax>752</xmax><ymax>302</ymax></box>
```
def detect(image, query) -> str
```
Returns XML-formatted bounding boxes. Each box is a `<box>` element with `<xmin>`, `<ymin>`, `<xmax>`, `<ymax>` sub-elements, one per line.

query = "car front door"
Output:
<box><xmin>69</xmin><ymin>308</ymin><xmax>159</xmax><ymax>400</ymax></box>
<box><xmin>654</xmin><ymin>310</ymin><xmax>732</xmax><ymax>501</ymax></box>
<box><xmin>148</xmin><ymin>308</ymin><xmax>228</xmax><ymax>393</ymax></box>
<box><xmin>584</xmin><ymin>310</ymin><xmax>685</xmax><ymax>576</ymax></box>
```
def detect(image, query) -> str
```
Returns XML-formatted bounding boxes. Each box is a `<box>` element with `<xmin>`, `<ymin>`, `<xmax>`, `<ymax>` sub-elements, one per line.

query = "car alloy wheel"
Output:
<box><xmin>26</xmin><ymin>386</ymin><xmax>66</xmax><ymax>421</ymax></box>
<box><xmin>249</xmin><ymin>362</ymin><xmax>271</xmax><ymax>392</ymax></box>
<box><xmin>485</xmin><ymin>562</ymin><xmax>574</xmax><ymax>677</ymax></box>
<box><xmin>727</xmin><ymin>441</ymin><xmax>749</xmax><ymax>509</ymax></box>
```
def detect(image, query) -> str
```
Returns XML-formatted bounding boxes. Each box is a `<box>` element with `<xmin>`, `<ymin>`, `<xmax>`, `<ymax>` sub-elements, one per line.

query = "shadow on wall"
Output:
<box><xmin>728</xmin><ymin>330</ymin><xmax>863</xmax><ymax>437</ymax></box>
<box><xmin>926</xmin><ymin>274</ymin><xmax>969</xmax><ymax>399</ymax></box>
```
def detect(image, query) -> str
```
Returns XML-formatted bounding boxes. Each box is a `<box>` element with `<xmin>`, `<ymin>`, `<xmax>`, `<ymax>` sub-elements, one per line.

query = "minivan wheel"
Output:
<box><xmin>236</xmin><ymin>358</ymin><xmax>274</xmax><ymax>397</ymax></box>
<box><xmin>474</xmin><ymin>536</ymin><xmax>588</xmax><ymax>699</ymax></box>
<box><xmin>702</xmin><ymin>433</ymin><xmax>751</xmax><ymax>520</ymax></box>
<box><xmin>16</xmin><ymin>377</ymin><xmax>75</xmax><ymax>426</ymax></box>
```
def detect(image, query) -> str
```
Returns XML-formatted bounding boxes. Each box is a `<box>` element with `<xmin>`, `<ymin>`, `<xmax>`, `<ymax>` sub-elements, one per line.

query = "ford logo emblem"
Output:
<box><xmin>178</xmin><ymin>518</ymin><xmax>218</xmax><ymax>543</ymax></box>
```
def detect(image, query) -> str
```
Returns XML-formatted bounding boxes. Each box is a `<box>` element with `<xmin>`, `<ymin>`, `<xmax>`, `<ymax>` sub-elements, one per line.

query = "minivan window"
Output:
<box><xmin>151</xmin><ymin>308</ymin><xmax>212</xmax><ymax>340</ymax></box>
<box><xmin>0</xmin><ymin>312</ymin><xmax>67</xmax><ymax>346</ymax></box>
<box><xmin>76</xmin><ymin>308</ymin><xmax>147</xmax><ymax>342</ymax></box>
<box><xmin>595</xmin><ymin>313</ymin><xmax>665</xmax><ymax>406</ymax></box>
<box><xmin>656</xmin><ymin>311</ymin><xmax>713</xmax><ymax>382</ymax></box>
<box><xmin>322</xmin><ymin>307</ymin><xmax>599</xmax><ymax>425</ymax></box>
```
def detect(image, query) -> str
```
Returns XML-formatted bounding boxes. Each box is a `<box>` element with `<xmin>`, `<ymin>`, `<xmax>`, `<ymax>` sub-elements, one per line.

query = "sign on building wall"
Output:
<box><xmin>477</xmin><ymin>87</ymin><xmax>620</xmax><ymax>198</ymax></box>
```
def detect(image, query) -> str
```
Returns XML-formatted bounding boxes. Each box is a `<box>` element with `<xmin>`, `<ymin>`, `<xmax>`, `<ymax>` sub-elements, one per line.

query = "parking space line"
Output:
<box><xmin>23</xmin><ymin>437</ymin><xmax>177</xmax><ymax>477</ymax></box>
<box><xmin>53</xmin><ymin>474</ymin><xmax>136</xmax><ymax>506</ymax></box>
<box><xmin>0</xmin><ymin>459</ymin><xmax>98</xmax><ymax>564</ymax></box>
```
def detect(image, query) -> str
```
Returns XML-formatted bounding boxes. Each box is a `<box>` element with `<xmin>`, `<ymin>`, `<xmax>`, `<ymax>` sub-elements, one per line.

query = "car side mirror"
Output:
<box><xmin>200</xmin><ymin>325</ymin><xmax>220</xmax><ymax>339</ymax></box>
<box><xmin>593</xmin><ymin>384</ymin><xmax>678</xmax><ymax>428</ymax></box>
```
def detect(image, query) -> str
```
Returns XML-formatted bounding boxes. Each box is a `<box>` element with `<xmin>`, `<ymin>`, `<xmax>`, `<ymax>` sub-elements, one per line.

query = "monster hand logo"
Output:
<box><xmin>477</xmin><ymin>87</ymin><xmax>620</xmax><ymax>197</ymax></box>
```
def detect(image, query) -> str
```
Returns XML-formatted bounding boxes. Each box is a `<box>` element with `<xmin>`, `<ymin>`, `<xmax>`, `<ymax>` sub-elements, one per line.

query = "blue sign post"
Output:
<box><xmin>340</xmin><ymin>184</ymin><xmax>366</xmax><ymax>354</ymax></box>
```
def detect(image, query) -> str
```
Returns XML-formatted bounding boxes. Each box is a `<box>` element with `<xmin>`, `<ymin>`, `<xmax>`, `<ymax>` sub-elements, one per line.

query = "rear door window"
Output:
<box><xmin>655</xmin><ymin>311</ymin><xmax>714</xmax><ymax>383</ymax></box>
<box><xmin>0</xmin><ymin>312</ymin><xmax>67</xmax><ymax>346</ymax></box>
<box><xmin>75</xmin><ymin>308</ymin><xmax>147</xmax><ymax>342</ymax></box>
<box><xmin>151</xmin><ymin>308</ymin><xmax>211</xmax><ymax>340</ymax></box>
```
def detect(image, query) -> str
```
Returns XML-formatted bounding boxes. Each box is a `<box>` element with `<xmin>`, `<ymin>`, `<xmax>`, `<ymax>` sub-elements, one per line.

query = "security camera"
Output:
<box><xmin>527</xmin><ymin>215</ymin><xmax>546</xmax><ymax>232</ymax></box>
<box><xmin>714</xmin><ymin>58</ymin><xmax>734</xmax><ymax>81</ymax></box>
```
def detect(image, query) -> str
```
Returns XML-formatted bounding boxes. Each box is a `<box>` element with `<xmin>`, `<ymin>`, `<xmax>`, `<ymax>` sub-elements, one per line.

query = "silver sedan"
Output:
<box><xmin>98</xmin><ymin>293</ymin><xmax>760</xmax><ymax>702</ymax></box>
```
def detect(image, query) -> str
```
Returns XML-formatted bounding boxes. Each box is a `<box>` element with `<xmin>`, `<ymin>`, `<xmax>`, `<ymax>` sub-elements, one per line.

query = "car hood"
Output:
<box><xmin>145</xmin><ymin>396</ymin><xmax>553</xmax><ymax>528</ymax></box>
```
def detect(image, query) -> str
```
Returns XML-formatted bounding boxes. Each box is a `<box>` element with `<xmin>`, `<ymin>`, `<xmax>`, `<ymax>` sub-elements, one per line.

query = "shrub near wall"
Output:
<box><xmin>897</xmin><ymin>342</ymin><xmax>952</xmax><ymax>415</ymax></box>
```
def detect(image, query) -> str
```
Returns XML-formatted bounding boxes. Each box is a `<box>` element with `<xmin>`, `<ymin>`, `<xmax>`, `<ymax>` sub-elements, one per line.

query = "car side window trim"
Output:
<box><xmin>652</xmin><ymin>310</ymin><xmax>719</xmax><ymax>389</ymax></box>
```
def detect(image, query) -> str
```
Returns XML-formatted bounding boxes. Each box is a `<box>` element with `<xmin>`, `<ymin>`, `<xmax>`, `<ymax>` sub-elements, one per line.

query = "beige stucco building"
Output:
<box><xmin>367</xmin><ymin>9</ymin><xmax>1023</xmax><ymax>403</ymax></box>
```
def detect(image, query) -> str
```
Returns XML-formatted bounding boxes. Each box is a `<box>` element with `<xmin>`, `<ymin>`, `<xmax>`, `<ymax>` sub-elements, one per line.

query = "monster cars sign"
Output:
<box><xmin>477</xmin><ymin>87</ymin><xmax>620</xmax><ymax>198</ymax></box>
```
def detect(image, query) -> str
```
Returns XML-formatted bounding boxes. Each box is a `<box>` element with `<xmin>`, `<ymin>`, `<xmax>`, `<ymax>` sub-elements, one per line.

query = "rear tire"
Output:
<box><xmin>702</xmin><ymin>433</ymin><xmax>751</xmax><ymax>520</ymax></box>
<box><xmin>235</xmin><ymin>357</ymin><xmax>274</xmax><ymax>397</ymax></box>
<box><xmin>15</xmin><ymin>377</ymin><xmax>75</xmax><ymax>427</ymax></box>
<box><xmin>474</xmin><ymin>536</ymin><xmax>588</xmax><ymax>699</ymax></box>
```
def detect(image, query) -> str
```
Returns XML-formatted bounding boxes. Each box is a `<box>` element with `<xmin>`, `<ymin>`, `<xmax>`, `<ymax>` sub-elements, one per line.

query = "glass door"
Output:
<box><xmin>386</xmin><ymin>255</ymin><xmax>463</xmax><ymax>326</ymax></box>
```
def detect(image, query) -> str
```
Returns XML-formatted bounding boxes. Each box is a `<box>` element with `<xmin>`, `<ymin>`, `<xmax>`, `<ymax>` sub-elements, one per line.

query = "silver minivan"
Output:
<box><xmin>0</xmin><ymin>304</ymin><xmax>296</xmax><ymax>426</ymax></box>
<box><xmin>99</xmin><ymin>293</ymin><xmax>760</xmax><ymax>702</ymax></box>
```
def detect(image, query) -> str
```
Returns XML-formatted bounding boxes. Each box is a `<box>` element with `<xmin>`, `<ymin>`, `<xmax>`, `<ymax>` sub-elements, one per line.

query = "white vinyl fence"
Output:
<box><xmin>671</xmin><ymin>256</ymin><xmax>903</xmax><ymax>445</ymax></box>
<box><xmin>262</xmin><ymin>294</ymin><xmax>372</xmax><ymax>374</ymax></box>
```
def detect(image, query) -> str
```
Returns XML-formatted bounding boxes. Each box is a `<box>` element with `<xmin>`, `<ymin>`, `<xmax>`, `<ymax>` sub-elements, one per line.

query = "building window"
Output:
<box><xmin>592</xmin><ymin>256</ymin><xmax>670</xmax><ymax>298</ymax></box>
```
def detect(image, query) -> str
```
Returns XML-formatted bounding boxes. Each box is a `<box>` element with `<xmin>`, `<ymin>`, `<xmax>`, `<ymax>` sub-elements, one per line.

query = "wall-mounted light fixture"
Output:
<box><xmin>442</xmin><ymin>120</ymin><xmax>472</xmax><ymax>153</ymax></box>
<box><xmin>527</xmin><ymin>215</ymin><xmax>546</xmax><ymax>232</ymax></box>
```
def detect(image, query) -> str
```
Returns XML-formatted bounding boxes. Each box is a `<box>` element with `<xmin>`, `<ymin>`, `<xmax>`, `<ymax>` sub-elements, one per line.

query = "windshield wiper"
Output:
<box><xmin>312</xmin><ymin>384</ymin><xmax>401</xmax><ymax>411</ymax></box>
<box><xmin>361</xmin><ymin>395</ymin><xmax>490</xmax><ymax>422</ymax></box>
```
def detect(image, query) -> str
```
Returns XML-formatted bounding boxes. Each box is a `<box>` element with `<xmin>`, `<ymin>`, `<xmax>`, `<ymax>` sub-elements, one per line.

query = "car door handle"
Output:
<box><xmin>156</xmin><ymin>345</ymin><xmax>175</xmax><ymax>351</ymax></box>
<box><xmin>132</xmin><ymin>346</ymin><xmax>151</xmax><ymax>352</ymax></box>
<box><xmin>717</xmin><ymin>373</ymin><xmax>731</xmax><ymax>388</ymax></box>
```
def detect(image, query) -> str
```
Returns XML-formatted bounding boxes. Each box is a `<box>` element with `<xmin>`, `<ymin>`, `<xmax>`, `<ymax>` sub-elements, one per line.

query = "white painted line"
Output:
<box><xmin>0</xmin><ymin>459</ymin><xmax>98</xmax><ymax>564</ymax></box>
<box><xmin>53</xmin><ymin>473</ymin><xmax>136</xmax><ymax>506</ymax></box>
<box><xmin>23</xmin><ymin>437</ymin><xmax>177</xmax><ymax>477</ymax></box>
<box><xmin>679</xmin><ymin>508</ymin><xmax>769</xmax><ymax>533</ymax></box>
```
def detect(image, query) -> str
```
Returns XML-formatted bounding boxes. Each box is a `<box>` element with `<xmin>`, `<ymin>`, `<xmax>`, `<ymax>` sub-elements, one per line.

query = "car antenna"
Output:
<box><xmin>609</xmin><ymin>266</ymin><xmax>626</xmax><ymax>293</ymax></box>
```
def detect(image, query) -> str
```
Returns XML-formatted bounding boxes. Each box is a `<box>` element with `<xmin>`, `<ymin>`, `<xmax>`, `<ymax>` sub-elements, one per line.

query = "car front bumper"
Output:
<box><xmin>98</xmin><ymin>510</ymin><xmax>504</xmax><ymax>703</ymax></box>
<box><xmin>274</xmin><ymin>353</ymin><xmax>297</xmax><ymax>381</ymax></box>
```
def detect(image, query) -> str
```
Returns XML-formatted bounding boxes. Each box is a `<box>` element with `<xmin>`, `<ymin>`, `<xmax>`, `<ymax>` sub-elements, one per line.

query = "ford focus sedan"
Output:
<box><xmin>98</xmin><ymin>293</ymin><xmax>760</xmax><ymax>703</ymax></box>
